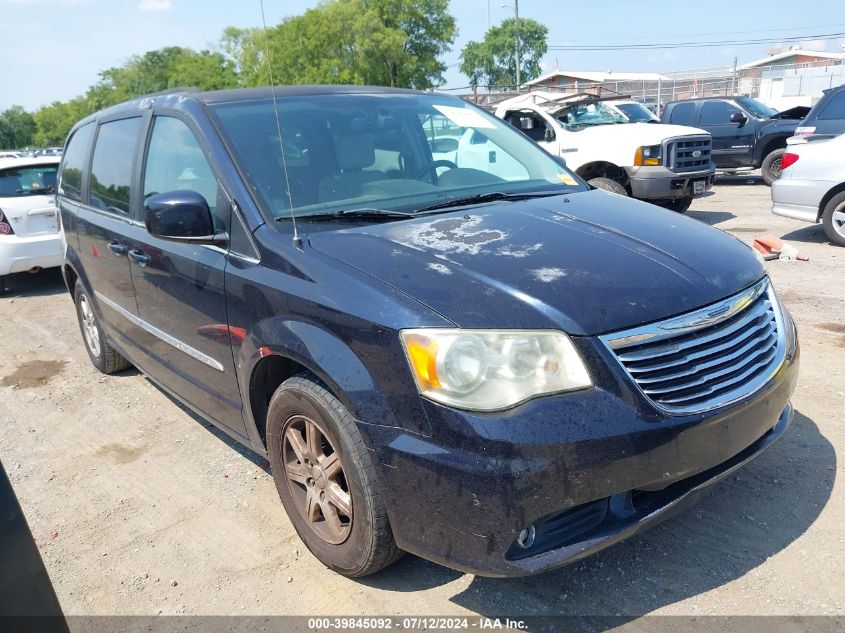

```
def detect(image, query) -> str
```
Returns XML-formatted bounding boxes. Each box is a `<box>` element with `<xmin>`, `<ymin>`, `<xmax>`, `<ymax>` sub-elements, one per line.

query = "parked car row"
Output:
<box><xmin>39</xmin><ymin>85</ymin><xmax>799</xmax><ymax>580</ymax></box>
<box><xmin>493</xmin><ymin>92</ymin><xmax>715</xmax><ymax>212</ymax></box>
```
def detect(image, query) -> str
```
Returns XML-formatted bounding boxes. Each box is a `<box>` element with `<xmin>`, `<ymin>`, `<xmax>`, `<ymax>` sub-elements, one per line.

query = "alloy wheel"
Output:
<box><xmin>79</xmin><ymin>295</ymin><xmax>101</xmax><ymax>358</ymax></box>
<box><xmin>833</xmin><ymin>203</ymin><xmax>845</xmax><ymax>238</ymax></box>
<box><xmin>282</xmin><ymin>414</ymin><xmax>353</xmax><ymax>545</ymax></box>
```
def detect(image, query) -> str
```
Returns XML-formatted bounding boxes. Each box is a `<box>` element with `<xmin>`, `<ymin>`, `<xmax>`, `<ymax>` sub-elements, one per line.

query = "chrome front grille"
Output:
<box><xmin>666</xmin><ymin>136</ymin><xmax>712</xmax><ymax>173</ymax></box>
<box><xmin>601</xmin><ymin>279</ymin><xmax>785</xmax><ymax>414</ymax></box>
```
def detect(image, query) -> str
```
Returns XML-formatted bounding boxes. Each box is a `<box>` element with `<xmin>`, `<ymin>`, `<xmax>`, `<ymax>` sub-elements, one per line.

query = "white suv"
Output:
<box><xmin>0</xmin><ymin>156</ymin><xmax>63</xmax><ymax>292</ymax></box>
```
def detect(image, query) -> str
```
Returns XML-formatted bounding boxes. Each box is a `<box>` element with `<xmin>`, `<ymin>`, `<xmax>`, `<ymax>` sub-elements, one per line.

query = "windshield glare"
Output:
<box><xmin>613</xmin><ymin>102</ymin><xmax>658</xmax><ymax>123</ymax></box>
<box><xmin>210</xmin><ymin>94</ymin><xmax>585</xmax><ymax>222</ymax></box>
<box><xmin>556</xmin><ymin>101</ymin><xmax>627</xmax><ymax>130</ymax></box>
<box><xmin>737</xmin><ymin>97</ymin><xmax>778</xmax><ymax>118</ymax></box>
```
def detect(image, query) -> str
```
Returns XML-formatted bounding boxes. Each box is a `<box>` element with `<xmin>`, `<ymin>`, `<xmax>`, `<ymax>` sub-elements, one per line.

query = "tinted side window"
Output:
<box><xmin>59</xmin><ymin>123</ymin><xmax>93</xmax><ymax>202</ymax></box>
<box><xmin>818</xmin><ymin>91</ymin><xmax>845</xmax><ymax>120</ymax></box>
<box><xmin>143</xmin><ymin>116</ymin><xmax>217</xmax><ymax>206</ymax></box>
<box><xmin>89</xmin><ymin>118</ymin><xmax>141</xmax><ymax>215</ymax></box>
<box><xmin>669</xmin><ymin>102</ymin><xmax>696</xmax><ymax>126</ymax></box>
<box><xmin>699</xmin><ymin>101</ymin><xmax>742</xmax><ymax>125</ymax></box>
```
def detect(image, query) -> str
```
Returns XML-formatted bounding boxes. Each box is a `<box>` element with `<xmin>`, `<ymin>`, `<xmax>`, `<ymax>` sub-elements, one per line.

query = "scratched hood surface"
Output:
<box><xmin>309</xmin><ymin>190</ymin><xmax>765</xmax><ymax>335</ymax></box>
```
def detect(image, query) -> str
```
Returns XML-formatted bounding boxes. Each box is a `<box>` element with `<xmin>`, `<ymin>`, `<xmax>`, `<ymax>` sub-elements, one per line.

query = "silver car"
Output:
<box><xmin>771</xmin><ymin>133</ymin><xmax>845</xmax><ymax>246</ymax></box>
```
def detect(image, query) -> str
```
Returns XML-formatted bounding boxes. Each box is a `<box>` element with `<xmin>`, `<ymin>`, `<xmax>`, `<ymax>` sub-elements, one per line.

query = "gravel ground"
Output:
<box><xmin>1</xmin><ymin>177</ymin><xmax>842</xmax><ymax>620</ymax></box>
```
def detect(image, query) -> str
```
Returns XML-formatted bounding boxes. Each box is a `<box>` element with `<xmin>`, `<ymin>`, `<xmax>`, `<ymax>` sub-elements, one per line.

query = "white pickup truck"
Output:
<box><xmin>488</xmin><ymin>92</ymin><xmax>716</xmax><ymax>212</ymax></box>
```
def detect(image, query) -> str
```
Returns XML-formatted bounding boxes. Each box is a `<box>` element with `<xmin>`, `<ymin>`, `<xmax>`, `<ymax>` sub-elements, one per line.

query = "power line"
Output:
<box><xmin>554</xmin><ymin>22</ymin><xmax>845</xmax><ymax>44</ymax></box>
<box><xmin>548</xmin><ymin>31</ymin><xmax>845</xmax><ymax>51</ymax></box>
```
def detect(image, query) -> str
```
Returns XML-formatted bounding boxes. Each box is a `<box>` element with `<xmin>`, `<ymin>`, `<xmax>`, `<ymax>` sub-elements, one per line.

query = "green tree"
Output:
<box><xmin>234</xmin><ymin>0</ymin><xmax>456</xmax><ymax>89</ymax></box>
<box><xmin>460</xmin><ymin>17</ymin><xmax>548</xmax><ymax>89</ymax></box>
<box><xmin>0</xmin><ymin>106</ymin><xmax>37</xmax><ymax>149</ymax></box>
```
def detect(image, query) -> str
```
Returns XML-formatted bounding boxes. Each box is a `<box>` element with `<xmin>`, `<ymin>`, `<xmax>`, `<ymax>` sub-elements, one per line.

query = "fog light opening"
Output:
<box><xmin>516</xmin><ymin>525</ymin><xmax>536</xmax><ymax>549</ymax></box>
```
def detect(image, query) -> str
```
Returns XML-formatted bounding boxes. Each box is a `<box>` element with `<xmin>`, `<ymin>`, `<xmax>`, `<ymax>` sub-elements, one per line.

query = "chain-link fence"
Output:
<box><xmin>460</xmin><ymin>57</ymin><xmax>845</xmax><ymax>112</ymax></box>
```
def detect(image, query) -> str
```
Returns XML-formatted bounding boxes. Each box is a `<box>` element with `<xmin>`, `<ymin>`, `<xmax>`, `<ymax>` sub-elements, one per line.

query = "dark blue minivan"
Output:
<box><xmin>58</xmin><ymin>86</ymin><xmax>798</xmax><ymax>577</ymax></box>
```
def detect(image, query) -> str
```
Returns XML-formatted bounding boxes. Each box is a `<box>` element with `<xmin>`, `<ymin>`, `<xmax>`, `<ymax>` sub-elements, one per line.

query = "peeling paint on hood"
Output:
<box><xmin>308</xmin><ymin>190</ymin><xmax>765</xmax><ymax>335</ymax></box>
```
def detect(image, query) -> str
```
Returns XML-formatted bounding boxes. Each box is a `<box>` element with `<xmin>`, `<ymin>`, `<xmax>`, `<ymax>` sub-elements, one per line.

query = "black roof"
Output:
<box><xmin>665</xmin><ymin>95</ymin><xmax>748</xmax><ymax>105</ymax></box>
<box><xmin>71</xmin><ymin>85</ymin><xmax>430</xmax><ymax>129</ymax></box>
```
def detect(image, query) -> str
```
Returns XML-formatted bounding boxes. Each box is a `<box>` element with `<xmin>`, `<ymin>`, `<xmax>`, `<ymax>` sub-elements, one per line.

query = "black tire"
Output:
<box><xmin>821</xmin><ymin>191</ymin><xmax>845</xmax><ymax>247</ymax></box>
<box><xmin>267</xmin><ymin>373</ymin><xmax>402</xmax><ymax>577</ymax></box>
<box><xmin>587</xmin><ymin>177</ymin><xmax>628</xmax><ymax>196</ymax></box>
<box><xmin>655</xmin><ymin>196</ymin><xmax>693</xmax><ymax>213</ymax></box>
<box><xmin>761</xmin><ymin>148</ymin><xmax>786</xmax><ymax>186</ymax></box>
<box><xmin>73</xmin><ymin>281</ymin><xmax>132</xmax><ymax>374</ymax></box>
<box><xmin>0</xmin><ymin>275</ymin><xmax>6</xmax><ymax>294</ymax></box>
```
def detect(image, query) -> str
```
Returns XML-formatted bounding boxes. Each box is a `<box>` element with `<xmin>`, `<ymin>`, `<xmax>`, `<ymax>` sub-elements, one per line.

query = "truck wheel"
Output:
<box><xmin>266</xmin><ymin>373</ymin><xmax>403</xmax><ymax>577</ymax></box>
<box><xmin>761</xmin><ymin>148</ymin><xmax>786</xmax><ymax>186</ymax></box>
<box><xmin>656</xmin><ymin>197</ymin><xmax>693</xmax><ymax>213</ymax></box>
<box><xmin>0</xmin><ymin>275</ymin><xmax>5</xmax><ymax>294</ymax></box>
<box><xmin>821</xmin><ymin>191</ymin><xmax>845</xmax><ymax>247</ymax></box>
<box><xmin>588</xmin><ymin>177</ymin><xmax>628</xmax><ymax>196</ymax></box>
<box><xmin>73</xmin><ymin>281</ymin><xmax>132</xmax><ymax>374</ymax></box>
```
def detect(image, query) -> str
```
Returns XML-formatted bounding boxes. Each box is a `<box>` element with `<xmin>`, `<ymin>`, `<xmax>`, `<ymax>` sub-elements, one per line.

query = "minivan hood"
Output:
<box><xmin>309</xmin><ymin>191</ymin><xmax>765</xmax><ymax>335</ymax></box>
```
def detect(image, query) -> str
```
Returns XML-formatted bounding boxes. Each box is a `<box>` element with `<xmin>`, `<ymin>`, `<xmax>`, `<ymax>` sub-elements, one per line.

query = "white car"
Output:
<box><xmin>0</xmin><ymin>156</ymin><xmax>63</xmax><ymax>292</ymax></box>
<box><xmin>492</xmin><ymin>92</ymin><xmax>715</xmax><ymax>212</ymax></box>
<box><xmin>771</xmin><ymin>133</ymin><xmax>845</xmax><ymax>246</ymax></box>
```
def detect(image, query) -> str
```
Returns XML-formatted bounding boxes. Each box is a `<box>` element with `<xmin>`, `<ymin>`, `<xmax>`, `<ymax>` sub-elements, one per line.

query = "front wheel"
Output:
<box><xmin>761</xmin><ymin>148</ymin><xmax>786</xmax><ymax>186</ymax></box>
<box><xmin>587</xmin><ymin>177</ymin><xmax>628</xmax><ymax>196</ymax></box>
<box><xmin>267</xmin><ymin>373</ymin><xmax>402</xmax><ymax>577</ymax></box>
<box><xmin>655</xmin><ymin>196</ymin><xmax>693</xmax><ymax>213</ymax></box>
<box><xmin>821</xmin><ymin>191</ymin><xmax>845</xmax><ymax>247</ymax></box>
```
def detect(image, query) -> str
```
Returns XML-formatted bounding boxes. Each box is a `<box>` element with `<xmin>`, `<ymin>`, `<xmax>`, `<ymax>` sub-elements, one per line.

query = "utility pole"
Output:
<box><xmin>515</xmin><ymin>0</ymin><xmax>521</xmax><ymax>90</ymax></box>
<box><xmin>731</xmin><ymin>56</ymin><xmax>738</xmax><ymax>95</ymax></box>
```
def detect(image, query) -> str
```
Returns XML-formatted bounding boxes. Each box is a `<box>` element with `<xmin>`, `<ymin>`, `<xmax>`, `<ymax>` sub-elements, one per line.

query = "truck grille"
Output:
<box><xmin>666</xmin><ymin>136</ymin><xmax>712</xmax><ymax>173</ymax></box>
<box><xmin>600</xmin><ymin>279</ymin><xmax>786</xmax><ymax>414</ymax></box>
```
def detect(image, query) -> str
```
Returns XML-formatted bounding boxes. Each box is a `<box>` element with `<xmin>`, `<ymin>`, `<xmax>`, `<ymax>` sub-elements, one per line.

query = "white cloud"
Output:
<box><xmin>800</xmin><ymin>38</ymin><xmax>831</xmax><ymax>52</ymax></box>
<box><xmin>138</xmin><ymin>0</ymin><xmax>171</xmax><ymax>10</ymax></box>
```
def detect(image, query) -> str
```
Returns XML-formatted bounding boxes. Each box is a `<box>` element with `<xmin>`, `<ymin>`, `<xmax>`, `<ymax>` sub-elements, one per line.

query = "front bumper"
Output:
<box><xmin>625</xmin><ymin>165</ymin><xmax>716</xmax><ymax>201</ymax></box>
<box><xmin>366</xmin><ymin>329</ymin><xmax>799</xmax><ymax>577</ymax></box>
<box><xmin>0</xmin><ymin>233</ymin><xmax>64</xmax><ymax>276</ymax></box>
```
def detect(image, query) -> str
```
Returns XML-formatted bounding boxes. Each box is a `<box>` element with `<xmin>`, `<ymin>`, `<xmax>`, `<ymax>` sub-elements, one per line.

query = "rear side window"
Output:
<box><xmin>0</xmin><ymin>164</ymin><xmax>58</xmax><ymax>198</ymax></box>
<box><xmin>59</xmin><ymin>123</ymin><xmax>93</xmax><ymax>202</ymax></box>
<box><xmin>818</xmin><ymin>91</ymin><xmax>845</xmax><ymax>120</ymax></box>
<box><xmin>669</xmin><ymin>102</ymin><xmax>696</xmax><ymax>126</ymax></box>
<box><xmin>699</xmin><ymin>101</ymin><xmax>742</xmax><ymax>125</ymax></box>
<box><xmin>89</xmin><ymin>118</ymin><xmax>141</xmax><ymax>215</ymax></box>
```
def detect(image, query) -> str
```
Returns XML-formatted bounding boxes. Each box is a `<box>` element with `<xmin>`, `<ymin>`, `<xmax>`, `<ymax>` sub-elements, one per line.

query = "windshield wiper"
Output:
<box><xmin>415</xmin><ymin>190</ymin><xmax>565</xmax><ymax>214</ymax></box>
<box><xmin>276</xmin><ymin>208</ymin><xmax>415</xmax><ymax>222</ymax></box>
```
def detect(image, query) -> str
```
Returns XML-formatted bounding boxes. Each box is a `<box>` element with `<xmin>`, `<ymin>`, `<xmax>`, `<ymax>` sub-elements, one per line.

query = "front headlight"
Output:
<box><xmin>400</xmin><ymin>329</ymin><xmax>592</xmax><ymax>411</ymax></box>
<box><xmin>634</xmin><ymin>144</ymin><xmax>662</xmax><ymax>166</ymax></box>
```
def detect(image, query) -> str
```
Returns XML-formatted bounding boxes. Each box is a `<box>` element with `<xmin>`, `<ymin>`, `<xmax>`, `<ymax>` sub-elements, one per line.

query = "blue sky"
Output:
<box><xmin>1</xmin><ymin>0</ymin><xmax>844</xmax><ymax>111</ymax></box>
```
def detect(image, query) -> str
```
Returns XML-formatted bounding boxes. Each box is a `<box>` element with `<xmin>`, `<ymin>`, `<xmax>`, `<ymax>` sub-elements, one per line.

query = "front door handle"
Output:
<box><xmin>128</xmin><ymin>249</ymin><xmax>151</xmax><ymax>267</ymax></box>
<box><xmin>107</xmin><ymin>241</ymin><xmax>127</xmax><ymax>256</ymax></box>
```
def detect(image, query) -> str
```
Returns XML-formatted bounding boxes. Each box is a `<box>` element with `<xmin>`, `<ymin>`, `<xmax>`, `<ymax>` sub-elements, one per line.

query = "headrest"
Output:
<box><xmin>335</xmin><ymin>133</ymin><xmax>375</xmax><ymax>171</ymax></box>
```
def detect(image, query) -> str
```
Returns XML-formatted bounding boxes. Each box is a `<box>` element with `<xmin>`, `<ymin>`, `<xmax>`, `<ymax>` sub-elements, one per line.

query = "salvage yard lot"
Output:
<box><xmin>1</xmin><ymin>178</ymin><xmax>842</xmax><ymax>618</ymax></box>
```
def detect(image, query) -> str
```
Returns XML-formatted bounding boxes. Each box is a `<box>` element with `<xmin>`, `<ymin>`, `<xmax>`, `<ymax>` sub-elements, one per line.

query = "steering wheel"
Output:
<box><xmin>414</xmin><ymin>159</ymin><xmax>458</xmax><ymax>181</ymax></box>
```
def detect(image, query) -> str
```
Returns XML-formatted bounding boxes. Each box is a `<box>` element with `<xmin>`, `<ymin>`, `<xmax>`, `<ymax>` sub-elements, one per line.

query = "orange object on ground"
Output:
<box><xmin>752</xmin><ymin>235</ymin><xmax>809</xmax><ymax>261</ymax></box>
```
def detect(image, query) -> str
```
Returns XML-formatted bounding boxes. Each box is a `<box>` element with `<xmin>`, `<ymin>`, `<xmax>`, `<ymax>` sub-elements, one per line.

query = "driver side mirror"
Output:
<box><xmin>144</xmin><ymin>190</ymin><xmax>228</xmax><ymax>246</ymax></box>
<box><xmin>544</xmin><ymin>127</ymin><xmax>556</xmax><ymax>141</ymax></box>
<box><xmin>729</xmin><ymin>112</ymin><xmax>748</xmax><ymax>125</ymax></box>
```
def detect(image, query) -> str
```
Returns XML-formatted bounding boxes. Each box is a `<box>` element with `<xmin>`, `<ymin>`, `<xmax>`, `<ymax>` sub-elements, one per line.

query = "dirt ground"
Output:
<box><xmin>1</xmin><ymin>176</ymin><xmax>842</xmax><ymax>620</ymax></box>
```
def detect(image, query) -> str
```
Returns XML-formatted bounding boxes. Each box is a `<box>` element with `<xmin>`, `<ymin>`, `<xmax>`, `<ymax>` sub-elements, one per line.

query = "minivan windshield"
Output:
<box><xmin>736</xmin><ymin>96</ymin><xmax>778</xmax><ymax>119</ymax></box>
<box><xmin>209</xmin><ymin>93</ymin><xmax>586</xmax><ymax>223</ymax></box>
